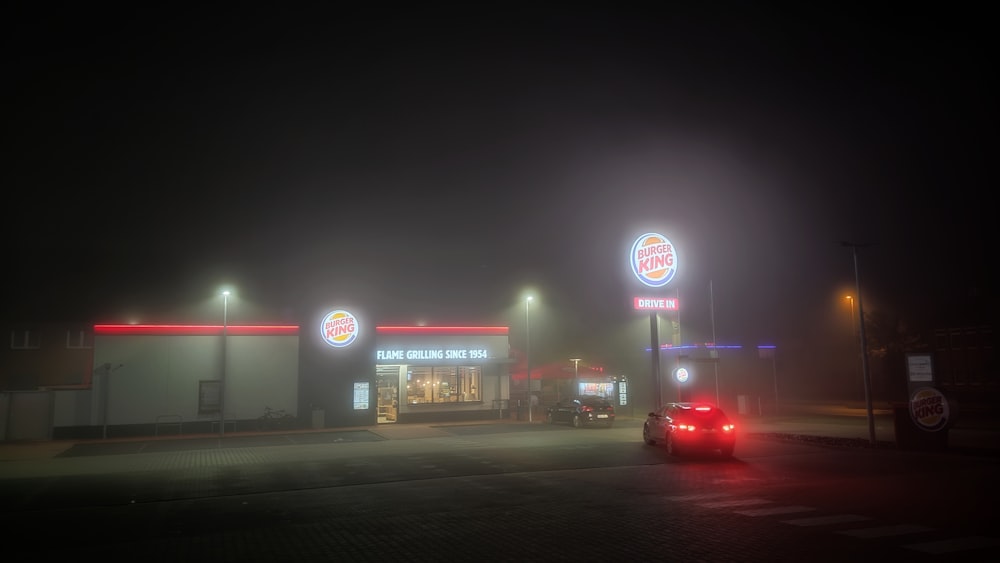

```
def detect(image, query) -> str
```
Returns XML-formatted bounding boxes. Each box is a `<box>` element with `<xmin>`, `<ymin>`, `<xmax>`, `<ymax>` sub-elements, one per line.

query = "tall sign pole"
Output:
<box><xmin>650</xmin><ymin>313</ymin><xmax>661</xmax><ymax>406</ymax></box>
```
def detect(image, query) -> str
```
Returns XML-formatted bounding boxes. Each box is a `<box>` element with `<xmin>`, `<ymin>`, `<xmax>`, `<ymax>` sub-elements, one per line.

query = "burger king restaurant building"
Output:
<box><xmin>370</xmin><ymin>325</ymin><xmax>511</xmax><ymax>424</ymax></box>
<box><xmin>35</xmin><ymin>310</ymin><xmax>512</xmax><ymax>439</ymax></box>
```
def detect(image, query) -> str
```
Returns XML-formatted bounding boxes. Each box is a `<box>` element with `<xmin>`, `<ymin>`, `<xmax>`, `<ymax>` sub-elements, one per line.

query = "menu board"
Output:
<box><xmin>353</xmin><ymin>381</ymin><xmax>370</xmax><ymax>410</ymax></box>
<box><xmin>906</xmin><ymin>353</ymin><xmax>933</xmax><ymax>383</ymax></box>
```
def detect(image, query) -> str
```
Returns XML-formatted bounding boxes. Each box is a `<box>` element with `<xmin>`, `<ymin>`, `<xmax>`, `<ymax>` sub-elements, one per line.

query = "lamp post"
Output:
<box><xmin>710</xmin><ymin>280</ymin><xmax>720</xmax><ymax>406</ymax></box>
<box><xmin>97</xmin><ymin>362</ymin><xmax>124</xmax><ymax>440</ymax></box>
<box><xmin>569</xmin><ymin>358</ymin><xmax>581</xmax><ymax>399</ymax></box>
<box><xmin>768</xmin><ymin>348</ymin><xmax>778</xmax><ymax>415</ymax></box>
<box><xmin>845</xmin><ymin>295</ymin><xmax>861</xmax><ymax>389</ymax></box>
<box><xmin>525</xmin><ymin>295</ymin><xmax>533</xmax><ymax>422</ymax></box>
<box><xmin>220</xmin><ymin>290</ymin><xmax>230</xmax><ymax>436</ymax></box>
<box><xmin>841</xmin><ymin>242</ymin><xmax>875</xmax><ymax>446</ymax></box>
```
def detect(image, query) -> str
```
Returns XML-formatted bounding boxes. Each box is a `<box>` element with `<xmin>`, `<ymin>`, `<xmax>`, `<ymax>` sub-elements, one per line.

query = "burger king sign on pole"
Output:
<box><xmin>629</xmin><ymin>232</ymin><xmax>678</xmax><ymax>410</ymax></box>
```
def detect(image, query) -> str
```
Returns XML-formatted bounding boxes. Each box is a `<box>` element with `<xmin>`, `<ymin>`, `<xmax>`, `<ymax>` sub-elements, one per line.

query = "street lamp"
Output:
<box><xmin>757</xmin><ymin>346</ymin><xmax>778</xmax><ymax>416</ymax></box>
<box><xmin>569</xmin><ymin>358</ymin><xmax>581</xmax><ymax>398</ymax></box>
<box><xmin>220</xmin><ymin>290</ymin><xmax>230</xmax><ymax>436</ymax></box>
<box><xmin>525</xmin><ymin>295</ymin><xmax>533</xmax><ymax>423</ymax></box>
<box><xmin>841</xmin><ymin>242</ymin><xmax>875</xmax><ymax>446</ymax></box>
<box><xmin>845</xmin><ymin>295</ymin><xmax>860</xmax><ymax>389</ymax></box>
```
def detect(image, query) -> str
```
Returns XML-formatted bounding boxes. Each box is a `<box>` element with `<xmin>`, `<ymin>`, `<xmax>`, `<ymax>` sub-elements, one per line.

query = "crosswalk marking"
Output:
<box><xmin>837</xmin><ymin>524</ymin><xmax>934</xmax><ymax>538</ymax></box>
<box><xmin>698</xmin><ymin>498</ymin><xmax>772</xmax><ymax>509</ymax></box>
<box><xmin>665</xmin><ymin>492</ymin><xmax>732</xmax><ymax>502</ymax></box>
<box><xmin>904</xmin><ymin>536</ymin><xmax>1000</xmax><ymax>554</ymax></box>
<box><xmin>735</xmin><ymin>506</ymin><xmax>816</xmax><ymax>516</ymax></box>
<box><xmin>783</xmin><ymin>514</ymin><xmax>871</xmax><ymax>526</ymax></box>
<box><xmin>665</xmin><ymin>493</ymin><xmax>998</xmax><ymax>557</ymax></box>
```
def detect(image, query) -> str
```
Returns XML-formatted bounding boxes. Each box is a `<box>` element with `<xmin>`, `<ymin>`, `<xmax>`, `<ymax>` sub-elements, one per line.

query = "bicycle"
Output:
<box><xmin>256</xmin><ymin>406</ymin><xmax>297</xmax><ymax>432</ymax></box>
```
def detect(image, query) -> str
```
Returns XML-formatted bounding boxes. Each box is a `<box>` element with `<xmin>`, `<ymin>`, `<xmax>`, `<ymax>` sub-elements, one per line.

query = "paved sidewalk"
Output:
<box><xmin>738</xmin><ymin>402</ymin><xmax>999</xmax><ymax>455</ymax></box>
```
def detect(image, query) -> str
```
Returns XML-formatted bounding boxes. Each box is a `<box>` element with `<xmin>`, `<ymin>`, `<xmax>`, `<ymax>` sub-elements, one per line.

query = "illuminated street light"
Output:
<box><xmin>845</xmin><ymin>295</ymin><xmax>861</xmax><ymax>389</ymax></box>
<box><xmin>570</xmin><ymin>358</ymin><xmax>581</xmax><ymax>398</ymax></box>
<box><xmin>220</xmin><ymin>290</ymin><xmax>230</xmax><ymax>437</ymax></box>
<box><xmin>525</xmin><ymin>295</ymin><xmax>534</xmax><ymax>423</ymax></box>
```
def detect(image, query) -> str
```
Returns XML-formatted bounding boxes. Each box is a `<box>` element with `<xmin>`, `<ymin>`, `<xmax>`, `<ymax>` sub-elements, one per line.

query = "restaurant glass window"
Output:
<box><xmin>405</xmin><ymin>365</ymin><xmax>482</xmax><ymax>404</ymax></box>
<box><xmin>406</xmin><ymin>366</ymin><xmax>433</xmax><ymax>404</ymax></box>
<box><xmin>580</xmin><ymin>381</ymin><xmax>615</xmax><ymax>399</ymax></box>
<box><xmin>459</xmin><ymin>366</ymin><xmax>481</xmax><ymax>401</ymax></box>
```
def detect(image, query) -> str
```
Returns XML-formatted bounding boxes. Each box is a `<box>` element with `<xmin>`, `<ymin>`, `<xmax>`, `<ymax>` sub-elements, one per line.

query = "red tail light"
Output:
<box><xmin>677</xmin><ymin>424</ymin><xmax>696</xmax><ymax>432</ymax></box>
<box><xmin>722</xmin><ymin>424</ymin><xmax>735</xmax><ymax>432</ymax></box>
<box><xmin>581</xmin><ymin>405</ymin><xmax>593</xmax><ymax>412</ymax></box>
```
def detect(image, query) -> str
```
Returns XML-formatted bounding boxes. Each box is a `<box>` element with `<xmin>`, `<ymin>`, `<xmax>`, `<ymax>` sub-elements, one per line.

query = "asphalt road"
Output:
<box><xmin>1</xmin><ymin>419</ymin><xmax>998</xmax><ymax>561</ymax></box>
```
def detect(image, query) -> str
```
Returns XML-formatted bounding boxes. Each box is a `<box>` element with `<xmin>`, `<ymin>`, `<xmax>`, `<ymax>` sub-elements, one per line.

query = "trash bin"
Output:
<box><xmin>311</xmin><ymin>408</ymin><xmax>325</xmax><ymax>429</ymax></box>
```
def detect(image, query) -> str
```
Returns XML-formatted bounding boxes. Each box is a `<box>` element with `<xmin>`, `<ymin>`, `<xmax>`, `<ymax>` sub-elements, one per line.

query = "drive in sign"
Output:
<box><xmin>633</xmin><ymin>297</ymin><xmax>679</xmax><ymax>310</ymax></box>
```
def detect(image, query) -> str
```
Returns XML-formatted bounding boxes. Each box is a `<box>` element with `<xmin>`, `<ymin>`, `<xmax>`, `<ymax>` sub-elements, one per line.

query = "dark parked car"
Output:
<box><xmin>643</xmin><ymin>402</ymin><xmax>736</xmax><ymax>457</ymax></box>
<box><xmin>546</xmin><ymin>395</ymin><xmax>616</xmax><ymax>428</ymax></box>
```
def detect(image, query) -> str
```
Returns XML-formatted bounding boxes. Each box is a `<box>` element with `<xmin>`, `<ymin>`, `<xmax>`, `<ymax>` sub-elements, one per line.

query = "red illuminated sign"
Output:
<box><xmin>93</xmin><ymin>325</ymin><xmax>299</xmax><ymax>336</ymax></box>
<box><xmin>633</xmin><ymin>297</ymin><xmax>679</xmax><ymax>311</ymax></box>
<box><xmin>376</xmin><ymin>326</ymin><xmax>509</xmax><ymax>336</ymax></box>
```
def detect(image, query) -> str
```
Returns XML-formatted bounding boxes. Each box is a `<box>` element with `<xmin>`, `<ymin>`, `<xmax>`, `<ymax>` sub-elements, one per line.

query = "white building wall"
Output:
<box><xmin>225</xmin><ymin>335</ymin><xmax>298</xmax><ymax>419</ymax></box>
<box><xmin>94</xmin><ymin>335</ymin><xmax>218</xmax><ymax>425</ymax></box>
<box><xmin>53</xmin><ymin>388</ymin><xmax>92</xmax><ymax>427</ymax></box>
<box><xmin>85</xmin><ymin>332</ymin><xmax>299</xmax><ymax>427</ymax></box>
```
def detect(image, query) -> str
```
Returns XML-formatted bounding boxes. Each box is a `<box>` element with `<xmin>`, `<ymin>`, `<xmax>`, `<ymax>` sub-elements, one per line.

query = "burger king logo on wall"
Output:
<box><xmin>321</xmin><ymin>309</ymin><xmax>359</xmax><ymax>348</ymax></box>
<box><xmin>630</xmin><ymin>232</ymin><xmax>678</xmax><ymax>288</ymax></box>
<box><xmin>909</xmin><ymin>387</ymin><xmax>949</xmax><ymax>432</ymax></box>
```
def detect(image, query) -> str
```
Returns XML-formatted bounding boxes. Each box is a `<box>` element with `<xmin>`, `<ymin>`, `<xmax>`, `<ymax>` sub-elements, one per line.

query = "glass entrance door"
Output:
<box><xmin>376</xmin><ymin>365</ymin><xmax>400</xmax><ymax>424</ymax></box>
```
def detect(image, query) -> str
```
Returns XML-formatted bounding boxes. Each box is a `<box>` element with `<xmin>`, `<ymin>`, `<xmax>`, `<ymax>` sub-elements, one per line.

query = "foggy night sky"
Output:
<box><xmin>4</xmin><ymin>5</ymin><xmax>993</xmax><ymax>394</ymax></box>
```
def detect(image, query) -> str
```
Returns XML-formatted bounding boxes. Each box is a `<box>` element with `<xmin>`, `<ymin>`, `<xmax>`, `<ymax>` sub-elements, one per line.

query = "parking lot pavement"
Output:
<box><xmin>1</xmin><ymin>402</ymin><xmax>997</xmax><ymax>465</ymax></box>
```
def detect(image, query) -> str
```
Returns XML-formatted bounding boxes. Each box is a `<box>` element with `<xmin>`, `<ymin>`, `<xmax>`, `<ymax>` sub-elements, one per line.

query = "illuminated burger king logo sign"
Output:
<box><xmin>630</xmin><ymin>232</ymin><xmax>677</xmax><ymax>288</ymax></box>
<box><xmin>321</xmin><ymin>309</ymin><xmax>359</xmax><ymax>348</ymax></box>
<box><xmin>909</xmin><ymin>387</ymin><xmax>949</xmax><ymax>432</ymax></box>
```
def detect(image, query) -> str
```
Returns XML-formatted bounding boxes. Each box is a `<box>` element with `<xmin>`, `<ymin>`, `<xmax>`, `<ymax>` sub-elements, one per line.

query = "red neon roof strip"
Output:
<box><xmin>94</xmin><ymin>325</ymin><xmax>299</xmax><ymax>336</ymax></box>
<box><xmin>376</xmin><ymin>326</ymin><xmax>509</xmax><ymax>335</ymax></box>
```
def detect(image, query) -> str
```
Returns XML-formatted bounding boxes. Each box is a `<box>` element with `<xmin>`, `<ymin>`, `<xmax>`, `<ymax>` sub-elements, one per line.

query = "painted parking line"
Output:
<box><xmin>735</xmin><ymin>506</ymin><xmax>816</xmax><ymax>516</ymax></box>
<box><xmin>904</xmin><ymin>536</ymin><xmax>1000</xmax><ymax>554</ymax></box>
<box><xmin>783</xmin><ymin>514</ymin><xmax>872</xmax><ymax>526</ymax></box>
<box><xmin>837</xmin><ymin>524</ymin><xmax>934</xmax><ymax>538</ymax></box>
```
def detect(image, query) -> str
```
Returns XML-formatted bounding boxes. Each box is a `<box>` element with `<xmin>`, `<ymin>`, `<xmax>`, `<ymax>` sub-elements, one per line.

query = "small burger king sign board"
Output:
<box><xmin>909</xmin><ymin>387</ymin><xmax>949</xmax><ymax>432</ymax></box>
<box><xmin>321</xmin><ymin>309</ymin><xmax>359</xmax><ymax>348</ymax></box>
